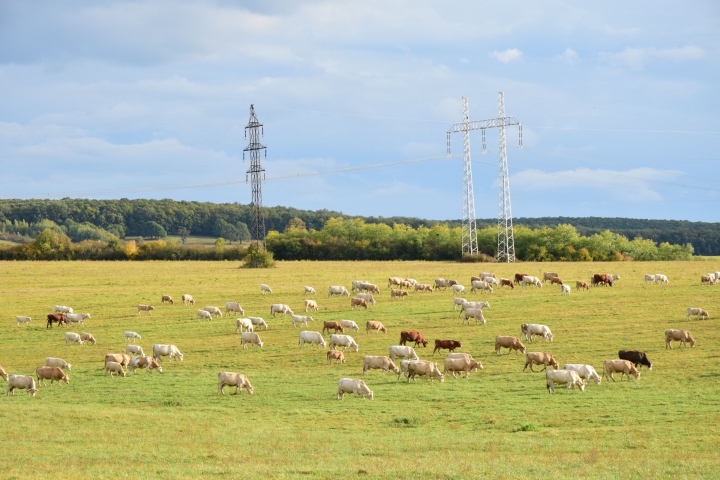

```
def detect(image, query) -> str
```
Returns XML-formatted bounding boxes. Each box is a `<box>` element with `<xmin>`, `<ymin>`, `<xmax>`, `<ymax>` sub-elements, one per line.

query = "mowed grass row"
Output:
<box><xmin>1</xmin><ymin>260</ymin><xmax>719</xmax><ymax>479</ymax></box>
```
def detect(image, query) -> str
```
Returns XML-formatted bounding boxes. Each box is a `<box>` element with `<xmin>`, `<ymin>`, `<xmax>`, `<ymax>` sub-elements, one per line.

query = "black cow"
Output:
<box><xmin>619</xmin><ymin>350</ymin><xmax>652</xmax><ymax>370</ymax></box>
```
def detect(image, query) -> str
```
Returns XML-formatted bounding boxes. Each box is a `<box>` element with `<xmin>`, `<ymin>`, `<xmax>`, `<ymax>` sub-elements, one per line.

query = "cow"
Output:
<box><xmin>80</xmin><ymin>333</ymin><xmax>97</xmax><ymax>345</ymax></box>
<box><xmin>452</xmin><ymin>284</ymin><xmax>466</xmax><ymax>295</ymax></box>
<box><xmin>359</xmin><ymin>283</ymin><xmax>381</xmax><ymax>294</ymax></box>
<box><xmin>521</xmin><ymin>323</ymin><xmax>554</xmax><ymax>342</ymax></box>
<box><xmin>235</xmin><ymin>318</ymin><xmax>254</xmax><ymax>333</ymax></box>
<box><xmin>304</xmin><ymin>286</ymin><xmax>316</xmax><ymax>295</ymax></box>
<box><xmin>225</xmin><ymin>302</ymin><xmax>245</xmax><ymax>316</ymax></box>
<box><xmin>322</xmin><ymin>321</ymin><xmax>344</xmax><ymax>334</ymax></box>
<box><xmin>305</xmin><ymin>300</ymin><xmax>319</xmax><ymax>312</ymax></box>
<box><xmin>327</xmin><ymin>350</ymin><xmax>346</xmax><ymax>365</ymax></box>
<box><xmin>341</xmin><ymin>320</ymin><xmax>360</xmax><ymax>332</ymax></box>
<box><xmin>543</xmin><ymin>272</ymin><xmax>559</xmax><ymax>283</ymax></box>
<box><xmin>203</xmin><ymin>306</ymin><xmax>223</xmax><ymax>318</ymax></box>
<box><xmin>550</xmin><ymin>277</ymin><xmax>563</xmax><ymax>286</ymax></box>
<box><xmin>128</xmin><ymin>356</ymin><xmax>163</xmax><ymax>374</ymax></box>
<box><xmin>352</xmin><ymin>280</ymin><xmax>370</xmax><ymax>292</ymax></box>
<box><xmin>495</xmin><ymin>336</ymin><xmax>526</xmax><ymax>355</ymax></box>
<box><xmin>35</xmin><ymin>366</ymin><xmax>69</xmax><ymax>386</ymax></box>
<box><xmin>0</xmin><ymin>365</ymin><xmax>8</xmax><ymax>381</ymax></box>
<box><xmin>363</xmin><ymin>356</ymin><xmax>399</xmax><ymax>375</ymax></box>
<box><xmin>351</xmin><ymin>298</ymin><xmax>368</xmax><ymax>310</ymax></box>
<box><xmin>433</xmin><ymin>339</ymin><xmax>462</xmax><ymax>356</ymax></box>
<box><xmin>152</xmin><ymin>344</ymin><xmax>183</xmax><ymax>362</ymax></box>
<box><xmin>471</xmin><ymin>280</ymin><xmax>493</xmax><ymax>294</ymax></box>
<box><xmin>270</xmin><ymin>304</ymin><xmax>293</xmax><ymax>318</ymax></box>
<box><xmin>6</xmin><ymin>375</ymin><xmax>38</xmax><ymax>396</ymax></box>
<box><xmin>521</xmin><ymin>276</ymin><xmax>542</xmax><ymax>289</ymax></box>
<box><xmin>389</xmin><ymin>345</ymin><xmax>419</xmax><ymax>362</ymax></box>
<box><xmin>561</xmin><ymin>284</ymin><xmax>571</xmax><ymax>295</ymax></box>
<box><xmin>398</xmin><ymin>280</ymin><xmax>413</xmax><ymax>290</ymax></box>
<box><xmin>45</xmin><ymin>357</ymin><xmax>71</xmax><ymax>371</ymax></box>
<box><xmin>249</xmin><ymin>317</ymin><xmax>268</xmax><ymax>330</ymax></box>
<box><xmin>414</xmin><ymin>283</ymin><xmax>434</xmax><ymax>293</ymax></box>
<box><xmin>126</xmin><ymin>345</ymin><xmax>145</xmax><ymax>356</ymax></box>
<box><xmin>665</xmin><ymin>329</ymin><xmax>696</xmax><ymax>348</ymax></box>
<box><xmin>563</xmin><ymin>364</ymin><xmax>602</xmax><ymax>385</ymax></box>
<box><xmin>514</xmin><ymin>273</ymin><xmax>530</xmax><ymax>285</ymax></box>
<box><xmin>161</xmin><ymin>295</ymin><xmax>174</xmax><ymax>304</ymax></box>
<box><xmin>124</xmin><ymin>331</ymin><xmax>141</xmax><ymax>342</ymax></box>
<box><xmin>546</xmin><ymin>370</ymin><xmax>584</xmax><ymax>393</ymax></box>
<box><xmin>46</xmin><ymin>313</ymin><xmax>67</xmax><ymax>329</ymax></box>
<box><xmin>328</xmin><ymin>334</ymin><xmax>359</xmax><ymax>352</ymax></box>
<box><xmin>400</xmin><ymin>331</ymin><xmax>427</xmax><ymax>348</ymax></box>
<box><xmin>655</xmin><ymin>274</ymin><xmax>669</xmax><ymax>285</ymax></box>
<box><xmin>328</xmin><ymin>286</ymin><xmax>350</xmax><ymax>297</ymax></box>
<box><xmin>241</xmin><ymin>332</ymin><xmax>264</xmax><ymax>349</ymax></box>
<box><xmin>356</xmin><ymin>293</ymin><xmax>376</xmax><ymax>306</ymax></box>
<box><xmin>54</xmin><ymin>305</ymin><xmax>73</xmax><ymax>314</ymax></box>
<box><xmin>453</xmin><ymin>297</ymin><xmax>467</xmax><ymax>311</ymax></box>
<box><xmin>500</xmin><ymin>278</ymin><xmax>514</xmax><ymax>289</ymax></box>
<box><xmin>298</xmin><ymin>331</ymin><xmax>326</xmax><ymax>349</ymax></box>
<box><xmin>701</xmin><ymin>274</ymin><xmax>716</xmax><ymax>286</ymax></box>
<box><xmin>336</xmin><ymin>378</ymin><xmax>373</xmax><ymax>400</ymax></box>
<box><xmin>15</xmin><ymin>316</ymin><xmax>31</xmax><ymax>326</ymax></box>
<box><xmin>644</xmin><ymin>274</ymin><xmax>656</xmax><ymax>285</ymax></box>
<box><xmin>137</xmin><ymin>304</ymin><xmax>154</xmax><ymax>315</ymax></box>
<box><xmin>462</xmin><ymin>308</ymin><xmax>486</xmax><ymax>326</ymax></box>
<box><xmin>260</xmin><ymin>284</ymin><xmax>272</xmax><ymax>294</ymax></box>
<box><xmin>291</xmin><ymin>314</ymin><xmax>314</xmax><ymax>328</ymax></box>
<box><xmin>217</xmin><ymin>372</ymin><xmax>253</xmax><ymax>395</ymax></box>
<box><xmin>459</xmin><ymin>300</ymin><xmax>489</xmax><ymax>315</ymax></box>
<box><xmin>404</xmin><ymin>278</ymin><xmax>419</xmax><ymax>287</ymax></box>
<box><xmin>105</xmin><ymin>361</ymin><xmax>126</xmax><ymax>377</ymax></box>
<box><xmin>618</xmin><ymin>350</ymin><xmax>652</xmax><ymax>370</ymax></box>
<box><xmin>196</xmin><ymin>310</ymin><xmax>213</xmax><ymax>321</ymax></box>
<box><xmin>687</xmin><ymin>308</ymin><xmax>709</xmax><ymax>321</ymax></box>
<box><xmin>65</xmin><ymin>332</ymin><xmax>84</xmax><ymax>345</ymax></box>
<box><xmin>523</xmin><ymin>352</ymin><xmax>559</xmax><ymax>372</ymax></box>
<box><xmin>390</xmin><ymin>289</ymin><xmax>408</xmax><ymax>300</ymax></box>
<box><xmin>366</xmin><ymin>321</ymin><xmax>387</xmax><ymax>335</ymax></box>
<box><xmin>182</xmin><ymin>294</ymin><xmax>195</xmax><ymax>306</ymax></box>
<box><xmin>105</xmin><ymin>353</ymin><xmax>131</xmax><ymax>367</ymax></box>
<box><xmin>592</xmin><ymin>274</ymin><xmax>613</xmax><ymax>287</ymax></box>
<box><xmin>388</xmin><ymin>277</ymin><xmax>404</xmax><ymax>288</ymax></box>
<box><xmin>576</xmin><ymin>281</ymin><xmax>590</xmax><ymax>291</ymax></box>
<box><xmin>479</xmin><ymin>272</ymin><xmax>496</xmax><ymax>281</ymax></box>
<box><xmin>443</xmin><ymin>357</ymin><xmax>483</xmax><ymax>379</ymax></box>
<box><xmin>434</xmin><ymin>278</ymin><xmax>458</xmax><ymax>291</ymax></box>
<box><xmin>406</xmin><ymin>361</ymin><xmax>445</xmax><ymax>383</ymax></box>
<box><xmin>603</xmin><ymin>359</ymin><xmax>640</xmax><ymax>381</ymax></box>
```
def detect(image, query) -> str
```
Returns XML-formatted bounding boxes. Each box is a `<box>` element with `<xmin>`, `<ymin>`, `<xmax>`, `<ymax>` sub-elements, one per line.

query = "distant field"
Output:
<box><xmin>1</xmin><ymin>260</ymin><xmax>719</xmax><ymax>478</ymax></box>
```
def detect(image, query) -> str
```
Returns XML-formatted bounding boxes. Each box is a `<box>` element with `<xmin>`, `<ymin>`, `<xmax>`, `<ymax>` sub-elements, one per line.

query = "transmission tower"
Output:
<box><xmin>447</xmin><ymin>92</ymin><xmax>522</xmax><ymax>261</ymax></box>
<box><xmin>243</xmin><ymin>104</ymin><xmax>267</xmax><ymax>248</ymax></box>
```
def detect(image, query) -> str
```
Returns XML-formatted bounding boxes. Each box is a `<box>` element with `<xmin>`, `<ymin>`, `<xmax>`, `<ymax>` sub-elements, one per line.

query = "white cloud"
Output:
<box><xmin>600</xmin><ymin>45</ymin><xmax>706</xmax><ymax>69</ymax></box>
<box><xmin>491</xmin><ymin>49</ymin><xmax>522</xmax><ymax>63</ymax></box>
<box><xmin>557</xmin><ymin>48</ymin><xmax>579</xmax><ymax>61</ymax></box>
<box><xmin>459</xmin><ymin>58</ymin><xmax>469</xmax><ymax>64</ymax></box>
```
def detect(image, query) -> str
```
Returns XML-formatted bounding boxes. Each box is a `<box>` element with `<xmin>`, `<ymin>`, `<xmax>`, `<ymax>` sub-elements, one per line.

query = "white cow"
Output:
<box><xmin>470</xmin><ymin>280</ymin><xmax>493</xmax><ymax>294</ymax></box>
<box><xmin>328</xmin><ymin>286</ymin><xmax>350</xmax><ymax>297</ymax></box>
<box><xmin>235</xmin><ymin>318</ymin><xmax>254</xmax><ymax>333</ymax></box>
<box><xmin>248</xmin><ymin>316</ymin><xmax>268</xmax><ymax>330</ymax></box>
<box><xmin>241</xmin><ymin>332</ymin><xmax>264</xmax><ymax>349</ymax></box>
<box><xmin>563</xmin><ymin>364</ymin><xmax>602</xmax><ymax>385</ymax></box>
<box><xmin>452</xmin><ymin>284</ymin><xmax>466</xmax><ymax>295</ymax></box>
<box><xmin>298</xmin><ymin>331</ymin><xmax>326</xmax><ymax>349</ymax></box>
<box><xmin>260</xmin><ymin>284</ymin><xmax>272</xmax><ymax>294</ymax></box>
<box><xmin>462</xmin><ymin>308</ymin><xmax>486</xmax><ymax>326</ymax></box>
<box><xmin>66</xmin><ymin>313</ymin><xmax>91</xmax><ymax>326</ymax></box>
<box><xmin>217</xmin><ymin>372</ymin><xmax>253</xmax><ymax>395</ymax></box>
<box><xmin>341</xmin><ymin>319</ymin><xmax>360</xmax><ymax>332</ymax></box>
<box><xmin>485</xmin><ymin>277</ymin><xmax>499</xmax><ymax>287</ymax></box>
<box><xmin>225</xmin><ymin>302</ymin><xmax>245</xmax><ymax>316</ymax></box>
<box><xmin>328</xmin><ymin>334</ymin><xmax>359</xmax><ymax>352</ymax></box>
<box><xmin>715</xmin><ymin>272</ymin><xmax>720</xmax><ymax>283</ymax></box>
<box><xmin>128</xmin><ymin>356</ymin><xmax>163</xmax><ymax>374</ymax></box>
<box><xmin>687</xmin><ymin>308</ymin><xmax>709</xmax><ymax>321</ymax></box>
<box><xmin>654</xmin><ymin>274</ymin><xmax>669</xmax><ymax>285</ymax></box>
<box><xmin>453</xmin><ymin>298</ymin><xmax>467</xmax><ymax>311</ymax></box>
<box><xmin>124</xmin><ymin>331</ymin><xmax>141</xmax><ymax>342</ymax></box>
<box><xmin>459</xmin><ymin>300</ymin><xmax>489</xmax><ymax>315</ymax></box>
<box><xmin>15</xmin><ymin>316</ymin><xmax>31</xmax><ymax>326</ymax></box>
<box><xmin>434</xmin><ymin>279</ymin><xmax>458</xmax><ymax>291</ymax></box>
<box><xmin>45</xmin><ymin>357</ymin><xmax>72</xmax><ymax>371</ymax></box>
<box><xmin>336</xmin><ymin>378</ymin><xmax>373</xmax><ymax>400</ymax></box>
<box><xmin>182</xmin><ymin>294</ymin><xmax>195</xmax><ymax>306</ymax></box>
<box><xmin>7</xmin><ymin>375</ymin><xmax>38</xmax><ymax>396</ymax></box>
<box><xmin>356</xmin><ymin>293</ymin><xmax>376</xmax><ymax>306</ymax></box>
<box><xmin>203</xmin><ymin>306</ymin><xmax>223</xmax><ymax>318</ymax></box>
<box><xmin>291</xmin><ymin>314</ymin><xmax>314</xmax><ymax>328</ymax></box>
<box><xmin>54</xmin><ymin>305</ymin><xmax>73</xmax><ymax>314</ymax></box>
<box><xmin>644</xmin><ymin>274</ymin><xmax>656</xmax><ymax>285</ymax></box>
<box><xmin>351</xmin><ymin>280</ymin><xmax>369</xmax><ymax>292</ymax></box>
<box><xmin>304</xmin><ymin>286</ymin><xmax>316</xmax><ymax>295</ymax></box>
<box><xmin>304</xmin><ymin>300</ymin><xmax>319</xmax><ymax>312</ymax></box>
<box><xmin>270</xmin><ymin>304</ymin><xmax>293</xmax><ymax>318</ymax></box>
<box><xmin>65</xmin><ymin>332</ymin><xmax>83</xmax><ymax>345</ymax></box>
<box><xmin>561</xmin><ymin>284</ymin><xmax>571</xmax><ymax>295</ymax></box>
<box><xmin>479</xmin><ymin>272</ymin><xmax>496</xmax><ymax>281</ymax></box>
<box><xmin>546</xmin><ymin>369</ymin><xmax>585</xmax><ymax>393</ymax></box>
<box><xmin>389</xmin><ymin>345</ymin><xmax>419</xmax><ymax>362</ymax></box>
<box><xmin>363</xmin><ymin>356</ymin><xmax>399</xmax><ymax>375</ymax></box>
<box><xmin>153</xmin><ymin>344</ymin><xmax>184</xmax><ymax>362</ymax></box>
<box><xmin>197</xmin><ymin>310</ymin><xmax>213</xmax><ymax>321</ymax></box>
<box><xmin>126</xmin><ymin>345</ymin><xmax>145</xmax><ymax>357</ymax></box>
<box><xmin>521</xmin><ymin>276</ymin><xmax>542</xmax><ymax>289</ymax></box>
<box><xmin>522</xmin><ymin>323</ymin><xmax>554</xmax><ymax>342</ymax></box>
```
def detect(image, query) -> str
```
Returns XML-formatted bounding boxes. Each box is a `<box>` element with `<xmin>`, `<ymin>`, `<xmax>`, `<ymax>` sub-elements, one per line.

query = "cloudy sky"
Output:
<box><xmin>1</xmin><ymin>1</ymin><xmax>718</xmax><ymax>221</ymax></box>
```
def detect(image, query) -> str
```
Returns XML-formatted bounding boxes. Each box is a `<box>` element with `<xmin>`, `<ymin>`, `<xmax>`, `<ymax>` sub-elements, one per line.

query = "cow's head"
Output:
<box><xmin>577</xmin><ymin>381</ymin><xmax>585</xmax><ymax>391</ymax></box>
<box><xmin>246</xmin><ymin>384</ymin><xmax>254</xmax><ymax>395</ymax></box>
<box><xmin>28</xmin><ymin>388</ymin><xmax>38</xmax><ymax>397</ymax></box>
<box><xmin>62</xmin><ymin>374</ymin><xmax>69</xmax><ymax>384</ymax></box>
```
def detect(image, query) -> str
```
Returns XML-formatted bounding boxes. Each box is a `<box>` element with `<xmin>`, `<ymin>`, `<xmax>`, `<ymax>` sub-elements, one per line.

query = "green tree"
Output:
<box><xmin>29</xmin><ymin>228</ymin><xmax>73</xmax><ymax>260</ymax></box>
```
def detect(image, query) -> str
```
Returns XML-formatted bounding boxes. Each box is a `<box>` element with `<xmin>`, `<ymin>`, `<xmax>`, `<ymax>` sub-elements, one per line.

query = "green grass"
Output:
<box><xmin>1</xmin><ymin>260</ymin><xmax>719</xmax><ymax>478</ymax></box>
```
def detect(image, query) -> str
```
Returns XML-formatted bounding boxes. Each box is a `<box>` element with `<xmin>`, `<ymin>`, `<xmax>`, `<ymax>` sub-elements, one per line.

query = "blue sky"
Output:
<box><xmin>0</xmin><ymin>1</ymin><xmax>718</xmax><ymax>221</ymax></box>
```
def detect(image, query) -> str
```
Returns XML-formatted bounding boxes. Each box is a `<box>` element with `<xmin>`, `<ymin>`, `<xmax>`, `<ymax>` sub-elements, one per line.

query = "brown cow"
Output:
<box><xmin>495</xmin><ymin>336</ymin><xmax>526</xmax><ymax>355</ymax></box>
<box><xmin>433</xmin><ymin>339</ymin><xmax>462</xmax><ymax>356</ymax></box>
<box><xmin>350</xmin><ymin>298</ymin><xmax>368</xmax><ymax>310</ymax></box>
<box><xmin>400</xmin><ymin>331</ymin><xmax>428</xmax><ymax>348</ymax></box>
<box><xmin>105</xmin><ymin>353</ymin><xmax>131</xmax><ymax>367</ymax></box>
<box><xmin>327</xmin><ymin>350</ymin><xmax>346</xmax><ymax>365</ymax></box>
<box><xmin>592</xmin><ymin>274</ymin><xmax>613</xmax><ymax>287</ymax></box>
<box><xmin>129</xmin><ymin>356</ymin><xmax>163</xmax><ymax>374</ymax></box>
<box><xmin>500</xmin><ymin>278</ymin><xmax>514</xmax><ymax>289</ymax></box>
<box><xmin>366</xmin><ymin>321</ymin><xmax>387</xmax><ymax>334</ymax></box>
<box><xmin>322</xmin><ymin>321</ymin><xmax>344</xmax><ymax>334</ymax></box>
<box><xmin>550</xmin><ymin>277</ymin><xmax>563</xmax><ymax>286</ymax></box>
<box><xmin>391</xmin><ymin>289</ymin><xmax>408</xmax><ymax>300</ymax></box>
<box><xmin>35</xmin><ymin>366</ymin><xmax>69</xmax><ymax>386</ymax></box>
<box><xmin>80</xmin><ymin>333</ymin><xmax>97</xmax><ymax>345</ymax></box>
<box><xmin>46</xmin><ymin>313</ymin><xmax>67</xmax><ymax>329</ymax></box>
<box><xmin>161</xmin><ymin>295</ymin><xmax>174</xmax><ymax>304</ymax></box>
<box><xmin>576</xmin><ymin>281</ymin><xmax>589</xmax><ymax>291</ymax></box>
<box><xmin>514</xmin><ymin>273</ymin><xmax>530</xmax><ymax>285</ymax></box>
<box><xmin>523</xmin><ymin>352</ymin><xmax>559</xmax><ymax>372</ymax></box>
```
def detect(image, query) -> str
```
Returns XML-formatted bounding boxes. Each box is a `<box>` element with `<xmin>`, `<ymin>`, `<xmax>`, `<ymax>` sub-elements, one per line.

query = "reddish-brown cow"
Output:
<box><xmin>399</xmin><ymin>330</ymin><xmax>428</xmax><ymax>348</ymax></box>
<box><xmin>46</xmin><ymin>313</ymin><xmax>67</xmax><ymax>329</ymax></box>
<box><xmin>433</xmin><ymin>339</ymin><xmax>462</xmax><ymax>356</ymax></box>
<box><xmin>514</xmin><ymin>273</ymin><xmax>530</xmax><ymax>285</ymax></box>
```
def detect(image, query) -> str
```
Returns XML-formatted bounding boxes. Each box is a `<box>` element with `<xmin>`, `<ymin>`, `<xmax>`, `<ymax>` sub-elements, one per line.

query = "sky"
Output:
<box><xmin>0</xmin><ymin>1</ymin><xmax>718</xmax><ymax>222</ymax></box>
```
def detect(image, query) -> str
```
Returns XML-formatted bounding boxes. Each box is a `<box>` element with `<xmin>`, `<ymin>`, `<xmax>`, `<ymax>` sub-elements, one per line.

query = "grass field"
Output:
<box><xmin>1</xmin><ymin>260</ymin><xmax>719</xmax><ymax>479</ymax></box>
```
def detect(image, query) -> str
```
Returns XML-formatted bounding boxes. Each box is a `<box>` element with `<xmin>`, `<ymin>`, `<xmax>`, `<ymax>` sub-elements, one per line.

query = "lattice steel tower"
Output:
<box><xmin>243</xmin><ymin>104</ymin><xmax>267</xmax><ymax>247</ymax></box>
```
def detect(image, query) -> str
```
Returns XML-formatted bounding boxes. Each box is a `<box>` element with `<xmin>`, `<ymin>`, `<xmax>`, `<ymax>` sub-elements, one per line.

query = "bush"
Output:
<box><xmin>243</xmin><ymin>243</ymin><xmax>274</xmax><ymax>268</ymax></box>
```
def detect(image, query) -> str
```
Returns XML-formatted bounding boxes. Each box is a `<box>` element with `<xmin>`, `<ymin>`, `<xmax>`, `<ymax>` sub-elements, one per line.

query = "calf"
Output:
<box><xmin>523</xmin><ymin>352</ymin><xmax>559</xmax><ymax>372</ymax></box>
<box><xmin>327</xmin><ymin>350</ymin><xmax>346</xmax><ymax>365</ymax></box>
<box><xmin>603</xmin><ymin>359</ymin><xmax>640</xmax><ymax>381</ymax></box>
<box><xmin>433</xmin><ymin>339</ymin><xmax>461</xmax><ymax>356</ymax></box>
<box><xmin>495</xmin><ymin>336</ymin><xmax>525</xmax><ymax>355</ymax></box>
<box><xmin>618</xmin><ymin>350</ymin><xmax>652</xmax><ymax>370</ymax></box>
<box><xmin>400</xmin><ymin>330</ymin><xmax>427</xmax><ymax>348</ymax></box>
<box><xmin>322</xmin><ymin>321</ymin><xmax>344</xmax><ymax>334</ymax></box>
<box><xmin>500</xmin><ymin>278</ymin><xmax>514</xmax><ymax>289</ymax></box>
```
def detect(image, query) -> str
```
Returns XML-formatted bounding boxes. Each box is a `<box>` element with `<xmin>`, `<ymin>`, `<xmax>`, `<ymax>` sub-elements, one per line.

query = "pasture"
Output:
<box><xmin>1</xmin><ymin>260</ymin><xmax>719</xmax><ymax>479</ymax></box>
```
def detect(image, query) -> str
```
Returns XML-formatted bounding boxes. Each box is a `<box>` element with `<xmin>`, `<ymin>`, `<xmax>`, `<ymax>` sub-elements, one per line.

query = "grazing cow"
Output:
<box><xmin>322</xmin><ymin>321</ymin><xmax>344</xmax><ymax>334</ymax></box>
<box><xmin>618</xmin><ymin>350</ymin><xmax>652</xmax><ymax>370</ymax></box>
<box><xmin>406</xmin><ymin>361</ymin><xmax>444</xmax><ymax>383</ymax></box>
<box><xmin>514</xmin><ymin>273</ymin><xmax>530</xmax><ymax>285</ymax></box>
<box><xmin>603</xmin><ymin>360</ymin><xmax>640</xmax><ymax>381</ymax></box>
<box><xmin>523</xmin><ymin>352</ymin><xmax>559</xmax><ymax>372</ymax></box>
<box><xmin>126</xmin><ymin>345</ymin><xmax>145</xmax><ymax>356</ymax></box>
<box><xmin>328</xmin><ymin>286</ymin><xmax>350</xmax><ymax>298</ymax></box>
<box><xmin>329</xmin><ymin>334</ymin><xmax>359</xmax><ymax>352</ymax></box>
<box><xmin>36</xmin><ymin>366</ymin><xmax>69</xmax><ymax>386</ymax></box>
<box><xmin>327</xmin><ymin>350</ymin><xmax>346</xmax><ymax>365</ymax></box>
<box><xmin>54</xmin><ymin>305</ymin><xmax>74</xmax><ymax>314</ymax></box>
<box><xmin>241</xmin><ymin>332</ymin><xmax>264</xmax><ymax>349</ymax></box>
<box><xmin>366</xmin><ymin>321</ymin><xmax>386</xmax><ymax>335</ymax></box>
<box><xmin>360</xmin><ymin>283</ymin><xmax>381</xmax><ymax>294</ymax></box>
<box><xmin>356</xmin><ymin>293</ymin><xmax>376</xmax><ymax>306</ymax></box>
<box><xmin>500</xmin><ymin>278</ymin><xmax>514</xmax><ymax>289</ymax></box>
<box><xmin>414</xmin><ymin>283</ymin><xmax>434</xmax><ymax>293</ymax></box>
<box><xmin>463</xmin><ymin>308</ymin><xmax>486</xmax><ymax>326</ymax></box>
<box><xmin>655</xmin><ymin>274</ymin><xmax>669</xmax><ymax>285</ymax></box>
<box><xmin>305</xmin><ymin>300</ymin><xmax>319</xmax><ymax>312</ymax></box>
<box><xmin>390</xmin><ymin>289</ymin><xmax>408</xmax><ymax>300</ymax></box>
<box><xmin>363</xmin><ymin>356</ymin><xmax>399</xmax><ymax>375</ymax></box>
<box><xmin>434</xmin><ymin>278</ymin><xmax>458</xmax><ymax>291</ymax></box>
<box><xmin>217</xmin><ymin>372</ymin><xmax>253</xmax><ymax>395</ymax></box>
<box><xmin>137</xmin><ymin>304</ymin><xmax>154</xmax><ymax>315</ymax></box>
<box><xmin>45</xmin><ymin>357</ymin><xmax>72</xmax><ymax>371</ymax></box>
<box><xmin>225</xmin><ymin>302</ymin><xmax>245</xmax><ymax>316</ymax></box>
<box><xmin>471</xmin><ymin>280</ymin><xmax>493</xmax><ymax>294</ymax></box>
<box><xmin>15</xmin><ymin>316</ymin><xmax>31</xmax><ymax>326</ymax></box>
<box><xmin>270</xmin><ymin>304</ymin><xmax>293</xmax><ymax>318</ymax></box>
<box><xmin>350</xmin><ymin>298</ymin><xmax>368</xmax><ymax>310</ymax></box>
<box><xmin>563</xmin><ymin>364</ymin><xmax>602</xmax><ymax>385</ymax></box>
<box><xmin>479</xmin><ymin>272</ymin><xmax>496</xmax><ymax>281</ymax></box>
<box><xmin>400</xmin><ymin>331</ymin><xmax>428</xmax><ymax>348</ymax></box>
<box><xmin>291</xmin><ymin>314</ymin><xmax>314</xmax><ymax>328</ymax></box>
<box><xmin>128</xmin><ymin>356</ymin><xmax>163</xmax><ymax>374</ymax></box>
<box><xmin>389</xmin><ymin>345</ymin><xmax>419</xmax><ymax>362</ymax></box>
<box><xmin>543</xmin><ymin>272</ymin><xmax>559</xmax><ymax>283</ymax></box>
<box><xmin>260</xmin><ymin>284</ymin><xmax>272</xmax><ymax>294</ymax></box>
<box><xmin>161</xmin><ymin>295</ymin><xmax>174</xmax><ymax>304</ymax></box>
<box><xmin>235</xmin><ymin>318</ymin><xmax>254</xmax><ymax>333</ymax></box>
<box><xmin>7</xmin><ymin>375</ymin><xmax>38</xmax><ymax>396</ymax></box>
<box><xmin>687</xmin><ymin>307</ymin><xmax>709</xmax><ymax>321</ymax></box>
<box><xmin>433</xmin><ymin>339</ymin><xmax>462</xmax><ymax>356</ymax></box>
<box><xmin>521</xmin><ymin>324</ymin><xmax>554</xmax><ymax>342</ymax></box>
<box><xmin>485</xmin><ymin>277</ymin><xmax>500</xmax><ymax>287</ymax></box>
<box><xmin>561</xmin><ymin>284</ymin><xmax>571</xmax><ymax>295</ymax></box>
<box><xmin>459</xmin><ymin>300</ymin><xmax>489</xmax><ymax>315</ymax></box>
<box><xmin>546</xmin><ymin>370</ymin><xmax>584</xmax><ymax>393</ymax></box>
<box><xmin>388</xmin><ymin>277</ymin><xmax>404</xmax><ymax>288</ymax></box>
<box><xmin>203</xmin><ymin>306</ymin><xmax>223</xmax><ymax>318</ymax></box>
<box><xmin>67</xmin><ymin>313</ymin><xmax>91</xmax><ymax>326</ymax></box>
<box><xmin>105</xmin><ymin>353</ymin><xmax>131</xmax><ymax>367</ymax></box>
<box><xmin>521</xmin><ymin>276</ymin><xmax>542</xmax><ymax>289</ymax></box>
<box><xmin>182</xmin><ymin>294</ymin><xmax>195</xmax><ymax>306</ymax></box>
<box><xmin>665</xmin><ymin>329</ymin><xmax>695</xmax><ymax>348</ymax></box>
<box><xmin>495</xmin><ymin>336</ymin><xmax>526</xmax><ymax>355</ymax></box>
<box><xmin>105</xmin><ymin>361</ymin><xmax>126</xmax><ymax>377</ymax></box>
<box><xmin>80</xmin><ymin>333</ymin><xmax>96</xmax><ymax>345</ymax></box>
<box><xmin>550</xmin><ymin>277</ymin><xmax>563</xmax><ymax>286</ymax></box>
<box><xmin>0</xmin><ymin>364</ymin><xmax>7</xmax><ymax>381</ymax></box>
<box><xmin>452</xmin><ymin>284</ymin><xmax>466</xmax><ymax>295</ymax></box>
<box><xmin>341</xmin><ymin>320</ymin><xmax>360</xmax><ymax>332</ymax></box>
<box><xmin>65</xmin><ymin>332</ymin><xmax>83</xmax><ymax>345</ymax></box>
<box><xmin>196</xmin><ymin>310</ymin><xmax>213</xmax><ymax>321</ymax></box>
<box><xmin>352</xmin><ymin>280</ymin><xmax>370</xmax><ymax>292</ymax></box>
<box><xmin>405</xmin><ymin>278</ymin><xmax>419</xmax><ymax>287</ymax></box>
<box><xmin>124</xmin><ymin>331</ymin><xmax>141</xmax><ymax>342</ymax></box>
<box><xmin>701</xmin><ymin>274</ymin><xmax>716</xmax><ymax>285</ymax></box>
<box><xmin>336</xmin><ymin>378</ymin><xmax>373</xmax><ymax>400</ymax></box>
<box><xmin>248</xmin><ymin>317</ymin><xmax>268</xmax><ymax>330</ymax></box>
<box><xmin>152</xmin><ymin>344</ymin><xmax>184</xmax><ymax>362</ymax></box>
<box><xmin>46</xmin><ymin>313</ymin><xmax>67</xmax><ymax>329</ymax></box>
<box><xmin>304</xmin><ymin>286</ymin><xmax>316</xmax><ymax>295</ymax></box>
<box><xmin>592</xmin><ymin>274</ymin><xmax>613</xmax><ymax>287</ymax></box>
<box><xmin>644</xmin><ymin>274</ymin><xmax>656</xmax><ymax>285</ymax></box>
<box><xmin>443</xmin><ymin>357</ymin><xmax>483</xmax><ymax>379</ymax></box>
<box><xmin>576</xmin><ymin>281</ymin><xmax>589</xmax><ymax>291</ymax></box>
<box><xmin>298</xmin><ymin>331</ymin><xmax>326</xmax><ymax>349</ymax></box>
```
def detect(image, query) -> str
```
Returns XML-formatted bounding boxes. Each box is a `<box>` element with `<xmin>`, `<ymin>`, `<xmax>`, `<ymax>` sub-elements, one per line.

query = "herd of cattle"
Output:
<box><xmin>3</xmin><ymin>269</ymin><xmax>713</xmax><ymax>399</ymax></box>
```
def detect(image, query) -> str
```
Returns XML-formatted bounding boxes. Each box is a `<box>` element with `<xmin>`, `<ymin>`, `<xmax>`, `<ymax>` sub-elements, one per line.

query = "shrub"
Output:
<box><xmin>243</xmin><ymin>243</ymin><xmax>274</xmax><ymax>268</ymax></box>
